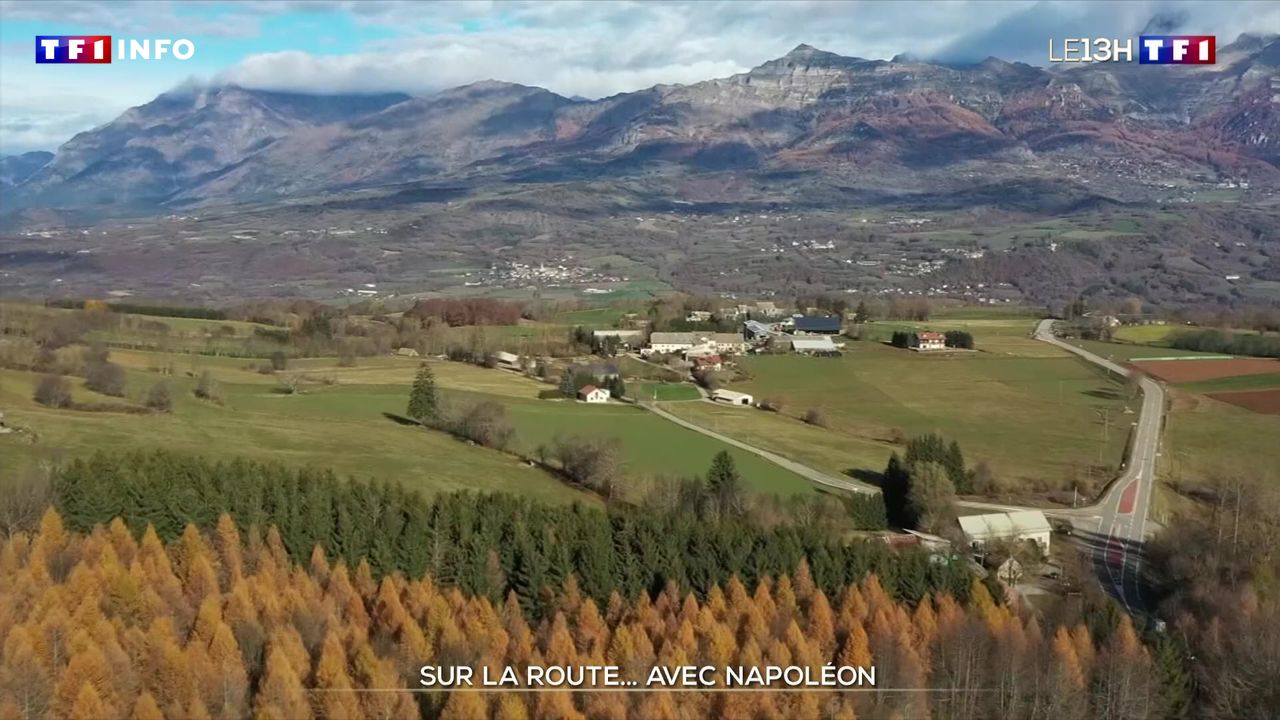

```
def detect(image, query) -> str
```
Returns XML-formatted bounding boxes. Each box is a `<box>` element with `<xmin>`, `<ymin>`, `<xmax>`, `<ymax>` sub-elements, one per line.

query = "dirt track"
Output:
<box><xmin>1132</xmin><ymin>358</ymin><xmax>1280</xmax><ymax>383</ymax></box>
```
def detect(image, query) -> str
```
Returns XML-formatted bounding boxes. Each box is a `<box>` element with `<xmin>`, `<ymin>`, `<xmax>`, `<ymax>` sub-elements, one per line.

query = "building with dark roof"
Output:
<box><xmin>792</xmin><ymin>315</ymin><xmax>842</xmax><ymax>334</ymax></box>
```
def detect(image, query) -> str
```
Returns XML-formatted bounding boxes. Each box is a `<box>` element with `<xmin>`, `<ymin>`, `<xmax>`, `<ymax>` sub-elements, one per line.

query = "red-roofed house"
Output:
<box><xmin>692</xmin><ymin>354</ymin><xmax>723</xmax><ymax>372</ymax></box>
<box><xmin>577</xmin><ymin>385</ymin><xmax>611</xmax><ymax>403</ymax></box>
<box><xmin>916</xmin><ymin>331</ymin><xmax>947</xmax><ymax>351</ymax></box>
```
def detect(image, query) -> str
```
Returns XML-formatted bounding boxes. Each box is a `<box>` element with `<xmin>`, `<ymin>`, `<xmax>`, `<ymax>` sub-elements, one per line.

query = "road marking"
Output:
<box><xmin>1118</xmin><ymin>480</ymin><xmax>1138</xmax><ymax>514</ymax></box>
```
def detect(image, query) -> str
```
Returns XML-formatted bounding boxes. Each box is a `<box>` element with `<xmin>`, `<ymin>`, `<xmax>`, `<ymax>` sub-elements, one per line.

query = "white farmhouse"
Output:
<box><xmin>709</xmin><ymin>333</ymin><xmax>748</xmax><ymax>355</ymax></box>
<box><xmin>647</xmin><ymin>332</ymin><xmax>698</xmax><ymax>354</ymax></box>
<box><xmin>915</xmin><ymin>331</ymin><xmax>947</xmax><ymax>351</ymax></box>
<box><xmin>577</xmin><ymin>385</ymin><xmax>611</xmax><ymax>403</ymax></box>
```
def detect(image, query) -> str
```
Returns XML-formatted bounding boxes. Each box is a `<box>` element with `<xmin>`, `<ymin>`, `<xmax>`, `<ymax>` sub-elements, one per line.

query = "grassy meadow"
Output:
<box><xmin>0</xmin><ymin>358</ymin><xmax>590</xmax><ymax>504</ymax></box>
<box><xmin>1161</xmin><ymin>389</ymin><xmax>1280</xmax><ymax>486</ymax></box>
<box><xmin>630</xmin><ymin>382</ymin><xmax>702</xmax><ymax>401</ymax></box>
<box><xmin>725</xmin><ymin>320</ymin><xmax>1133</xmax><ymax>492</ymax></box>
<box><xmin>1066</xmin><ymin>339</ymin><xmax>1225</xmax><ymax>361</ymax></box>
<box><xmin>0</xmin><ymin>339</ymin><xmax>813</xmax><ymax>501</ymax></box>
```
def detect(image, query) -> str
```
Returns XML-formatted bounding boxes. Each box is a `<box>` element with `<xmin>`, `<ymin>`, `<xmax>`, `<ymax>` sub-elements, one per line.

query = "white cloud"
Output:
<box><xmin>3</xmin><ymin>0</ymin><xmax>1279</xmax><ymax>154</ymax></box>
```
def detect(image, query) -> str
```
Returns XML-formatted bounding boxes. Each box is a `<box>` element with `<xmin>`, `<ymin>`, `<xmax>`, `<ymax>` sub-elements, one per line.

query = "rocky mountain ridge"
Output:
<box><xmin>3</xmin><ymin>35</ymin><xmax>1278</xmax><ymax>215</ymax></box>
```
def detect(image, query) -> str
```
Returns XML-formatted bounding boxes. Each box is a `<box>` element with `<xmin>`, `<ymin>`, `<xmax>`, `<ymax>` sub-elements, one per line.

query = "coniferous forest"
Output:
<box><xmin>51</xmin><ymin>451</ymin><xmax>960</xmax><ymax>619</ymax></box>
<box><xmin>1</xmin><ymin>509</ymin><xmax>1172</xmax><ymax>720</ymax></box>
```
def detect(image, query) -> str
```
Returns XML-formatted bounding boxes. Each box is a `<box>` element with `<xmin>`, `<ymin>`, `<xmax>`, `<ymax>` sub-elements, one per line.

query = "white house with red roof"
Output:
<box><xmin>577</xmin><ymin>385</ymin><xmax>611</xmax><ymax>403</ymax></box>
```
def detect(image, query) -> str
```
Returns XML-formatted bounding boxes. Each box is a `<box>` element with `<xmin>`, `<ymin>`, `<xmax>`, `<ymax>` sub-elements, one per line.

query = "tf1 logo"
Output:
<box><xmin>1047</xmin><ymin>35</ymin><xmax>1215</xmax><ymax>64</ymax></box>
<box><xmin>1138</xmin><ymin>35</ymin><xmax>1215</xmax><ymax>64</ymax></box>
<box><xmin>35</xmin><ymin>36</ymin><xmax>196</xmax><ymax>63</ymax></box>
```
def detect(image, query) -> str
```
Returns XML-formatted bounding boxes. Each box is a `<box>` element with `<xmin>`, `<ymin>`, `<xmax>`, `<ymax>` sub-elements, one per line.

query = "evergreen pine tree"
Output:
<box><xmin>406</xmin><ymin>362</ymin><xmax>439</xmax><ymax>423</ymax></box>
<box><xmin>706</xmin><ymin>451</ymin><xmax>744</xmax><ymax>517</ymax></box>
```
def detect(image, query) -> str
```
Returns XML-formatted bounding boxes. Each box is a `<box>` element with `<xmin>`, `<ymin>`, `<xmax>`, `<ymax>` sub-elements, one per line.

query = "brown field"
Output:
<box><xmin>1207</xmin><ymin>389</ymin><xmax>1280</xmax><ymax>415</ymax></box>
<box><xmin>1132</xmin><ymin>358</ymin><xmax>1280</xmax><ymax>383</ymax></box>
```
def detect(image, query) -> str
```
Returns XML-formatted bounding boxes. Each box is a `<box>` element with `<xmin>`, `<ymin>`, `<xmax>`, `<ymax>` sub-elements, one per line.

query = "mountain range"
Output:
<box><xmin>4</xmin><ymin>34</ymin><xmax>1279</xmax><ymax>216</ymax></box>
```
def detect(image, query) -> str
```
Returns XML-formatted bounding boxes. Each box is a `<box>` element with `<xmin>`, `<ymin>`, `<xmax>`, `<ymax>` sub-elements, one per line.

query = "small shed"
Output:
<box><xmin>395</xmin><ymin>347</ymin><xmax>420</xmax><ymax>357</ymax></box>
<box><xmin>711</xmin><ymin>389</ymin><xmax>754</xmax><ymax>406</ymax></box>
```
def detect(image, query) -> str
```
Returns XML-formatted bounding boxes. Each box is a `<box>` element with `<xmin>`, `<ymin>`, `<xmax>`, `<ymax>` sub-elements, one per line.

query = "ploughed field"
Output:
<box><xmin>1132</xmin><ymin>357</ymin><xmax>1280</xmax><ymax>415</ymax></box>
<box><xmin>1132</xmin><ymin>358</ymin><xmax>1280</xmax><ymax>383</ymax></box>
<box><xmin>1205</xmin><ymin>389</ymin><xmax>1280</xmax><ymax>415</ymax></box>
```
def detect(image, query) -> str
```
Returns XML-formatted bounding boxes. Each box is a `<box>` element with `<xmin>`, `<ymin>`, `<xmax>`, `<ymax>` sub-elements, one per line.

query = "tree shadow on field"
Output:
<box><xmin>1082</xmin><ymin>388</ymin><xmax>1121</xmax><ymax>400</ymax></box>
<box><xmin>382</xmin><ymin>411</ymin><xmax>421</xmax><ymax>427</ymax></box>
<box><xmin>845</xmin><ymin>468</ymin><xmax>884</xmax><ymax>487</ymax></box>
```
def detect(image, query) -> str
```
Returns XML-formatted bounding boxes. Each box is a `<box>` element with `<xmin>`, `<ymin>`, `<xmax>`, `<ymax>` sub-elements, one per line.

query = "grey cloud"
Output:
<box><xmin>0</xmin><ymin>111</ymin><xmax>113</xmax><ymax>154</ymax></box>
<box><xmin>5</xmin><ymin>0</ymin><xmax>1280</xmax><ymax>154</ymax></box>
<box><xmin>936</xmin><ymin>1</ymin><xmax>1280</xmax><ymax>64</ymax></box>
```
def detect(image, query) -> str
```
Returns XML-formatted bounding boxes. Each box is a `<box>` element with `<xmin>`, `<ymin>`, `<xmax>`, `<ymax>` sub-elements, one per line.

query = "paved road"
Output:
<box><xmin>1034</xmin><ymin>319</ymin><xmax>1162</xmax><ymax>613</ymax></box>
<box><xmin>641</xmin><ymin>402</ymin><xmax>880</xmax><ymax>495</ymax></box>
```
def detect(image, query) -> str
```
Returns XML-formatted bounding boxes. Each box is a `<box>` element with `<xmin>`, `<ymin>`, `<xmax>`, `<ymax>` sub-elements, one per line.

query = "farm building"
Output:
<box><xmin>743</xmin><ymin>319</ymin><xmax>774</xmax><ymax>341</ymax></box>
<box><xmin>686</xmin><ymin>310</ymin><xmax>713</xmax><ymax>322</ymax></box>
<box><xmin>711</xmin><ymin>389</ymin><xmax>754</xmax><ymax>406</ymax></box>
<box><xmin>709</xmin><ymin>333</ymin><xmax>748</xmax><ymax>355</ymax></box>
<box><xmin>648</xmin><ymin>332</ymin><xmax>698</xmax><ymax>354</ymax></box>
<box><xmin>788</xmin><ymin>336</ymin><xmax>839</xmax><ymax>354</ymax></box>
<box><xmin>577</xmin><ymin>385</ymin><xmax>611</xmax><ymax>403</ymax></box>
<box><xmin>957</xmin><ymin>510</ymin><xmax>1051</xmax><ymax>553</ymax></box>
<box><xmin>916</xmin><ymin>331</ymin><xmax>947</xmax><ymax>351</ymax></box>
<box><xmin>647</xmin><ymin>332</ymin><xmax>747</xmax><ymax>356</ymax></box>
<box><xmin>491</xmin><ymin>351</ymin><xmax>521</xmax><ymax>370</ymax></box>
<box><xmin>792</xmin><ymin>315</ymin><xmax>842</xmax><ymax>334</ymax></box>
<box><xmin>394</xmin><ymin>347</ymin><xmax>420</xmax><ymax>357</ymax></box>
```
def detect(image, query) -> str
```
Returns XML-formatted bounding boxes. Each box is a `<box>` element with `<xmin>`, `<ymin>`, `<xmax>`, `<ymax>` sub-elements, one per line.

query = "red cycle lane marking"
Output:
<box><xmin>1118</xmin><ymin>480</ymin><xmax>1137</xmax><ymax>515</ymax></box>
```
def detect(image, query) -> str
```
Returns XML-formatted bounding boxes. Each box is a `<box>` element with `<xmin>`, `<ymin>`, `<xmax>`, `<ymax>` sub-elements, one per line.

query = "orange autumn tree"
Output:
<box><xmin>0</xmin><ymin>510</ymin><xmax>1162</xmax><ymax>719</ymax></box>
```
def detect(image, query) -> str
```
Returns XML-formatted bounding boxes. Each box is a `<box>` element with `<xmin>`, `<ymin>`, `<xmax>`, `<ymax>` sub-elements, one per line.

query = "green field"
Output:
<box><xmin>1067</xmin><ymin>340</ymin><xmax>1225</xmax><ymax>361</ymax></box>
<box><xmin>1161</xmin><ymin>391</ymin><xmax>1280</xmax><ymax>485</ymax></box>
<box><xmin>1111</xmin><ymin>324</ymin><xmax>1180</xmax><ymax>344</ymax></box>
<box><xmin>660</xmin><ymin>401</ymin><xmax>890</xmax><ymax>480</ymax></box>
<box><xmin>555</xmin><ymin>306</ymin><xmax>634</xmax><ymax>326</ymax></box>
<box><xmin>494</xmin><ymin>397</ymin><xmax>811</xmax><ymax>495</ymax></box>
<box><xmin>1</xmin><ymin>344</ymin><xmax>812</xmax><ymax>500</ymax></box>
<box><xmin>724</xmin><ymin>340</ymin><xmax>1131</xmax><ymax>492</ymax></box>
<box><xmin>0</xmin><ymin>364</ymin><xmax>587</xmax><ymax>504</ymax></box>
<box><xmin>858</xmin><ymin>316</ymin><xmax>1058</xmax><ymax>357</ymax></box>
<box><xmin>631</xmin><ymin>382</ymin><xmax>702</xmax><ymax>401</ymax></box>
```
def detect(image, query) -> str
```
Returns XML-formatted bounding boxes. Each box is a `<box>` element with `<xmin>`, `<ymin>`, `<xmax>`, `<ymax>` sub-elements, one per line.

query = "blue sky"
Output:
<box><xmin>1</xmin><ymin>0</ymin><xmax>1277</xmax><ymax>154</ymax></box>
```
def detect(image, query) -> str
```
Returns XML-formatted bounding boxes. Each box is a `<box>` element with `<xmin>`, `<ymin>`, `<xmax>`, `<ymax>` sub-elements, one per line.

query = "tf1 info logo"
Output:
<box><xmin>1048</xmin><ymin>35</ymin><xmax>1215</xmax><ymax>64</ymax></box>
<box><xmin>35</xmin><ymin>36</ymin><xmax>196</xmax><ymax>63</ymax></box>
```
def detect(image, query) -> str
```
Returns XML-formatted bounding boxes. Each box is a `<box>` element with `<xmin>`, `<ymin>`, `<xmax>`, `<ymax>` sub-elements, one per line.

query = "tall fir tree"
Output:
<box><xmin>406</xmin><ymin>362</ymin><xmax>439</xmax><ymax>423</ymax></box>
<box><xmin>706</xmin><ymin>451</ymin><xmax>744</xmax><ymax>517</ymax></box>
